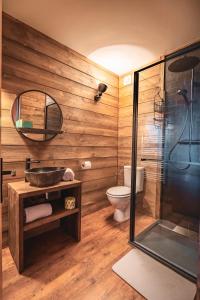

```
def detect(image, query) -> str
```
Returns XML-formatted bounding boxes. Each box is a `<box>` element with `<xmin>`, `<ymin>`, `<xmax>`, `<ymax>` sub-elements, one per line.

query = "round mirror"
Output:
<box><xmin>12</xmin><ymin>90</ymin><xmax>63</xmax><ymax>142</ymax></box>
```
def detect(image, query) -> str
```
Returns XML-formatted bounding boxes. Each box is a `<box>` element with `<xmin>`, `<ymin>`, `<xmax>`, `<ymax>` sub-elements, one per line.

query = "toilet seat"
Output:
<box><xmin>106</xmin><ymin>186</ymin><xmax>131</xmax><ymax>197</ymax></box>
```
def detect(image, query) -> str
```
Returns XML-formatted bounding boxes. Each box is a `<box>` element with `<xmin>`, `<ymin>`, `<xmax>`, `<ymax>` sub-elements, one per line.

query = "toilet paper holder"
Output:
<box><xmin>81</xmin><ymin>161</ymin><xmax>92</xmax><ymax>169</ymax></box>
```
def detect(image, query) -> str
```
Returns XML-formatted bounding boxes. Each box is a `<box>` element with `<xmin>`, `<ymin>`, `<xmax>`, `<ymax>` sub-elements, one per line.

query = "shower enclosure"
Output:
<box><xmin>130</xmin><ymin>42</ymin><xmax>200</xmax><ymax>282</ymax></box>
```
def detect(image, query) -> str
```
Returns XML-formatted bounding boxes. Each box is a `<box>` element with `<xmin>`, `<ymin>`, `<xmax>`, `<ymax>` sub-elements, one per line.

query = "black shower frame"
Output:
<box><xmin>129</xmin><ymin>41</ymin><xmax>200</xmax><ymax>283</ymax></box>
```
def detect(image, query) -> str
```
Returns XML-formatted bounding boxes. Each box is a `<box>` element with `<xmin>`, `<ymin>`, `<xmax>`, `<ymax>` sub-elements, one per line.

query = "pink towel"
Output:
<box><xmin>25</xmin><ymin>203</ymin><xmax>52</xmax><ymax>223</ymax></box>
<box><xmin>63</xmin><ymin>168</ymin><xmax>75</xmax><ymax>181</ymax></box>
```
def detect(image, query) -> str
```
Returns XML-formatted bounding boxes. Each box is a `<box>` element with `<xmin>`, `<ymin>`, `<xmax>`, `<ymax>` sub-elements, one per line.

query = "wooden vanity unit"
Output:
<box><xmin>8</xmin><ymin>180</ymin><xmax>81</xmax><ymax>273</ymax></box>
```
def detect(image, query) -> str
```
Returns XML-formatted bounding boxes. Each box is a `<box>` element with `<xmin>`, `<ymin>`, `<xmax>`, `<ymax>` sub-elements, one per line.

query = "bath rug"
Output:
<box><xmin>112</xmin><ymin>248</ymin><xmax>196</xmax><ymax>300</ymax></box>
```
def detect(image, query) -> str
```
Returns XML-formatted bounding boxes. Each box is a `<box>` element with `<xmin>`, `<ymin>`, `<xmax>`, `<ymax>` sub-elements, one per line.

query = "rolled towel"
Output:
<box><xmin>63</xmin><ymin>168</ymin><xmax>75</xmax><ymax>181</ymax></box>
<box><xmin>25</xmin><ymin>203</ymin><xmax>52</xmax><ymax>224</ymax></box>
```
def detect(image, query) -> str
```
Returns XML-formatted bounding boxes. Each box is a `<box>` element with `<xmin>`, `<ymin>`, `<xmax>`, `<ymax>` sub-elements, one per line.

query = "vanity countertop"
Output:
<box><xmin>8</xmin><ymin>180</ymin><xmax>81</xmax><ymax>198</ymax></box>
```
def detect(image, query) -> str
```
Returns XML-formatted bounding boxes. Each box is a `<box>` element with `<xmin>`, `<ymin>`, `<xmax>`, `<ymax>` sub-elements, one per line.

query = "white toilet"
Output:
<box><xmin>106</xmin><ymin>166</ymin><xmax>144</xmax><ymax>222</ymax></box>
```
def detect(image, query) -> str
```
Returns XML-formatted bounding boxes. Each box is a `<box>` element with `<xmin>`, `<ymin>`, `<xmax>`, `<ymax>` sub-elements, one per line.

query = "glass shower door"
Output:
<box><xmin>130</xmin><ymin>43</ymin><xmax>200</xmax><ymax>282</ymax></box>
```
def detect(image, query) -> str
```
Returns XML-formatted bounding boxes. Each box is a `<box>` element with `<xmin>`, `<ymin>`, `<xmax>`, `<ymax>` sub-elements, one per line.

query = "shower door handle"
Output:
<box><xmin>141</xmin><ymin>158</ymin><xmax>162</xmax><ymax>162</ymax></box>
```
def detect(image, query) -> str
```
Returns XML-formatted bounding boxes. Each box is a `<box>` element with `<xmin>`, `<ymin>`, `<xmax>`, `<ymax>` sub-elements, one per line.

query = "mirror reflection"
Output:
<box><xmin>12</xmin><ymin>90</ymin><xmax>63</xmax><ymax>141</ymax></box>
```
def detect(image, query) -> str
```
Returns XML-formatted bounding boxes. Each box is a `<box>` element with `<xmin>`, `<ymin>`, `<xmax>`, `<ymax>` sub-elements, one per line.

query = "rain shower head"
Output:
<box><xmin>168</xmin><ymin>56</ymin><xmax>199</xmax><ymax>72</ymax></box>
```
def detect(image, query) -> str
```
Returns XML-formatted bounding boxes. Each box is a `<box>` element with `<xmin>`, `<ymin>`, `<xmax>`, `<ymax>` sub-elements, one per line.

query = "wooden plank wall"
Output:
<box><xmin>1</xmin><ymin>14</ymin><xmax>119</xmax><ymax>246</ymax></box>
<box><xmin>0</xmin><ymin>2</ymin><xmax>2</xmax><ymax>298</ymax></box>
<box><xmin>118</xmin><ymin>64</ymin><xmax>164</xmax><ymax>218</ymax></box>
<box><xmin>20</xmin><ymin>91</ymin><xmax>46</xmax><ymax>129</ymax></box>
<box><xmin>118</xmin><ymin>74</ymin><xmax>133</xmax><ymax>185</ymax></box>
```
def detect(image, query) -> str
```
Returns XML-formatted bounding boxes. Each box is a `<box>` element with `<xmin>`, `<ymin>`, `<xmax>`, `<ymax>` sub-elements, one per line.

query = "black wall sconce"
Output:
<box><xmin>94</xmin><ymin>83</ymin><xmax>108</xmax><ymax>101</ymax></box>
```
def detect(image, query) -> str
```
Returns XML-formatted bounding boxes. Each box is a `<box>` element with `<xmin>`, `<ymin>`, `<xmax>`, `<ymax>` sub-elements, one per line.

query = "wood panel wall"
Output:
<box><xmin>20</xmin><ymin>91</ymin><xmax>46</xmax><ymax>129</ymax></box>
<box><xmin>1</xmin><ymin>14</ymin><xmax>119</xmax><ymax>246</ymax></box>
<box><xmin>118</xmin><ymin>74</ymin><xmax>133</xmax><ymax>185</ymax></box>
<box><xmin>0</xmin><ymin>3</ymin><xmax>2</xmax><ymax>298</ymax></box>
<box><xmin>118</xmin><ymin>64</ymin><xmax>164</xmax><ymax>218</ymax></box>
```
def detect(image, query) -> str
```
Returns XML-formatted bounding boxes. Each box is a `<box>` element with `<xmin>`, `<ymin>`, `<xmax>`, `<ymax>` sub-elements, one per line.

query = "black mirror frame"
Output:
<box><xmin>11</xmin><ymin>89</ymin><xmax>63</xmax><ymax>142</ymax></box>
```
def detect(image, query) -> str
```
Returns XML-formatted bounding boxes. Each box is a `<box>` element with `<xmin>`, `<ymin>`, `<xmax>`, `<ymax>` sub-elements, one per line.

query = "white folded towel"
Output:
<box><xmin>63</xmin><ymin>168</ymin><xmax>75</xmax><ymax>181</ymax></box>
<box><xmin>25</xmin><ymin>203</ymin><xmax>52</xmax><ymax>224</ymax></box>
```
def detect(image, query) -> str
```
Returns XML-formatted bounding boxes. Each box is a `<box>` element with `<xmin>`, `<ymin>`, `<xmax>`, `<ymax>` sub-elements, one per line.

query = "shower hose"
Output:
<box><xmin>168</xmin><ymin>98</ymin><xmax>192</xmax><ymax>170</ymax></box>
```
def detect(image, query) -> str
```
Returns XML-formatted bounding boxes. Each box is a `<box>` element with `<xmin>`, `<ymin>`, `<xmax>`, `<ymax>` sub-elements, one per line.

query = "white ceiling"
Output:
<box><xmin>3</xmin><ymin>0</ymin><xmax>200</xmax><ymax>75</ymax></box>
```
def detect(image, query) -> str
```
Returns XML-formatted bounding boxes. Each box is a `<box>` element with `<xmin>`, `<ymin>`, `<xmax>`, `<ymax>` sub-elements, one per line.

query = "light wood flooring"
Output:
<box><xmin>3</xmin><ymin>206</ymin><xmax>155</xmax><ymax>300</ymax></box>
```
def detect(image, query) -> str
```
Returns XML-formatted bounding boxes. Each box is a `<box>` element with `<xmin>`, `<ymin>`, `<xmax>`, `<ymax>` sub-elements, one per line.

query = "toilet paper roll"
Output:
<box><xmin>81</xmin><ymin>161</ymin><xmax>91</xmax><ymax>169</ymax></box>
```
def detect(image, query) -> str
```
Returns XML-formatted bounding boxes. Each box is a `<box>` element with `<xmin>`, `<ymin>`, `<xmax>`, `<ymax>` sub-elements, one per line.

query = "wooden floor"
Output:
<box><xmin>3</xmin><ymin>206</ymin><xmax>155</xmax><ymax>300</ymax></box>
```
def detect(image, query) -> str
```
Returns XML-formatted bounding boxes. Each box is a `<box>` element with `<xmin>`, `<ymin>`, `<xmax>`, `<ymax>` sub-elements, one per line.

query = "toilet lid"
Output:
<box><xmin>106</xmin><ymin>186</ymin><xmax>131</xmax><ymax>197</ymax></box>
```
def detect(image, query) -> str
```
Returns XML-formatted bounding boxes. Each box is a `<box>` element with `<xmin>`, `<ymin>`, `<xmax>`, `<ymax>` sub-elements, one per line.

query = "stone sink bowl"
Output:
<box><xmin>25</xmin><ymin>167</ymin><xmax>66</xmax><ymax>187</ymax></box>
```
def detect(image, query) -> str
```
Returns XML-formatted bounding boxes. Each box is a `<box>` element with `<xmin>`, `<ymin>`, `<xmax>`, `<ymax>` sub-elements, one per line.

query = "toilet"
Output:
<box><xmin>106</xmin><ymin>166</ymin><xmax>144</xmax><ymax>222</ymax></box>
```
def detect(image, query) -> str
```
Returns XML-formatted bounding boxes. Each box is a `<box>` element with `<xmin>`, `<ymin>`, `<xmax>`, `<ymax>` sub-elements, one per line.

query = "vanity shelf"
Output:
<box><xmin>17</xmin><ymin>127</ymin><xmax>63</xmax><ymax>135</ymax></box>
<box><xmin>8</xmin><ymin>180</ymin><xmax>81</xmax><ymax>273</ymax></box>
<box><xmin>24</xmin><ymin>207</ymin><xmax>79</xmax><ymax>232</ymax></box>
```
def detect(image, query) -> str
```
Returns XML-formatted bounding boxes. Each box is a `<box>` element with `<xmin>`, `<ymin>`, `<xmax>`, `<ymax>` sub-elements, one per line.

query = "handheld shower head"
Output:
<box><xmin>177</xmin><ymin>89</ymin><xmax>187</xmax><ymax>96</ymax></box>
<box><xmin>177</xmin><ymin>89</ymin><xmax>190</xmax><ymax>105</ymax></box>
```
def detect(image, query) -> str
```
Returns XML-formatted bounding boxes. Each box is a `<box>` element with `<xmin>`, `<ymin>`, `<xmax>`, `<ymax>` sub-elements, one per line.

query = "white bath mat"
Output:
<box><xmin>112</xmin><ymin>249</ymin><xmax>196</xmax><ymax>300</ymax></box>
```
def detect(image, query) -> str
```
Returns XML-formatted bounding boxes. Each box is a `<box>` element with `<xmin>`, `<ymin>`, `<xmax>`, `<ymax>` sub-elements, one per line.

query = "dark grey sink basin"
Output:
<box><xmin>25</xmin><ymin>167</ymin><xmax>66</xmax><ymax>187</ymax></box>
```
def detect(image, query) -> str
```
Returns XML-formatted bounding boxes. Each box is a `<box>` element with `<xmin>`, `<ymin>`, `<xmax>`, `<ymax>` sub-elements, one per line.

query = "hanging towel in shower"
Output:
<box><xmin>25</xmin><ymin>203</ymin><xmax>52</xmax><ymax>223</ymax></box>
<box><xmin>63</xmin><ymin>168</ymin><xmax>75</xmax><ymax>181</ymax></box>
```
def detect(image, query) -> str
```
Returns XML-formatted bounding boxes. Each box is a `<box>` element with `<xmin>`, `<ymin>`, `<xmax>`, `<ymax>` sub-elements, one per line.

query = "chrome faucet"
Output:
<box><xmin>25</xmin><ymin>157</ymin><xmax>40</xmax><ymax>182</ymax></box>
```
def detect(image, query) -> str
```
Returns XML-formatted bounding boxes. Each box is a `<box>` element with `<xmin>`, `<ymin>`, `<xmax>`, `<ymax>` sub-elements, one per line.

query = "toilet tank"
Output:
<box><xmin>124</xmin><ymin>165</ymin><xmax>144</xmax><ymax>192</ymax></box>
<box><xmin>124</xmin><ymin>165</ymin><xmax>131</xmax><ymax>187</ymax></box>
<box><xmin>136</xmin><ymin>166</ymin><xmax>144</xmax><ymax>193</ymax></box>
